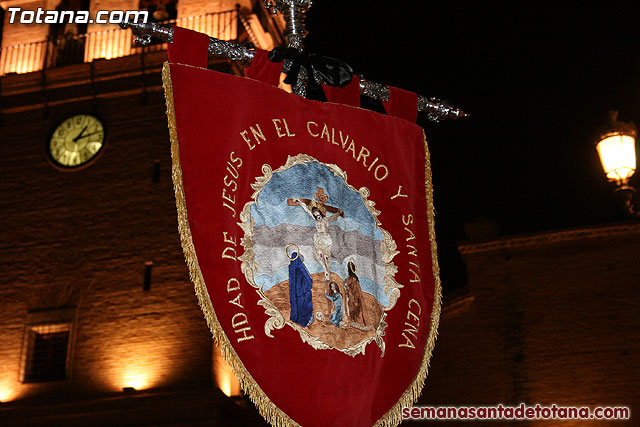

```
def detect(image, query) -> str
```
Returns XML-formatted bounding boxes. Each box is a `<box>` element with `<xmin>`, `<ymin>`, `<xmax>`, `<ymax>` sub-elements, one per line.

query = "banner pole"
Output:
<box><xmin>265</xmin><ymin>0</ymin><xmax>313</xmax><ymax>97</ymax></box>
<box><xmin>122</xmin><ymin>13</ymin><xmax>469</xmax><ymax>121</ymax></box>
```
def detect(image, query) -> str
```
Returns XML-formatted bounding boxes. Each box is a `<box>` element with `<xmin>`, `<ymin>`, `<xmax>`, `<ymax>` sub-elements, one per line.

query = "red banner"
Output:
<box><xmin>163</xmin><ymin>55</ymin><xmax>441</xmax><ymax>426</ymax></box>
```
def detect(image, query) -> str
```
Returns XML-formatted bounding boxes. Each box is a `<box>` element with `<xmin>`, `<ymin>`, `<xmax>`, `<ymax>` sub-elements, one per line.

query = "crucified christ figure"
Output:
<box><xmin>292</xmin><ymin>196</ymin><xmax>343</xmax><ymax>285</ymax></box>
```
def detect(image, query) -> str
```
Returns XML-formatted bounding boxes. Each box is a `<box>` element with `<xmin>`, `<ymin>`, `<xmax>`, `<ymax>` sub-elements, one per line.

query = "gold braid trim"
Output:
<box><xmin>372</xmin><ymin>132</ymin><xmax>442</xmax><ymax>427</ymax></box>
<box><xmin>162</xmin><ymin>62</ymin><xmax>300</xmax><ymax>427</ymax></box>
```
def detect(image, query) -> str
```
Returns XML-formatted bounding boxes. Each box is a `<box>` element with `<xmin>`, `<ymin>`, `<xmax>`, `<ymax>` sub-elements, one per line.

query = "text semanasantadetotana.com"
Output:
<box><xmin>402</xmin><ymin>404</ymin><xmax>630</xmax><ymax>420</ymax></box>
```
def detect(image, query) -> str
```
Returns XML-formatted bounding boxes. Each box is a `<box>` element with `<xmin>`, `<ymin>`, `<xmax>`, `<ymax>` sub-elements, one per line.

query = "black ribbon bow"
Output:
<box><xmin>268</xmin><ymin>47</ymin><xmax>354</xmax><ymax>100</ymax></box>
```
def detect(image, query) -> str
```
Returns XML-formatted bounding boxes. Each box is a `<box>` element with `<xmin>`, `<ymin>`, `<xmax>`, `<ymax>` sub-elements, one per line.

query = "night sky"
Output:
<box><xmin>302</xmin><ymin>6</ymin><xmax>640</xmax><ymax>291</ymax></box>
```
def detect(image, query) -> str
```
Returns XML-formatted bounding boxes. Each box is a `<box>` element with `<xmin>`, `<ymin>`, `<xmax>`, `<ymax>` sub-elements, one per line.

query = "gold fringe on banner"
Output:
<box><xmin>162</xmin><ymin>62</ymin><xmax>299</xmax><ymax>427</ymax></box>
<box><xmin>371</xmin><ymin>136</ymin><xmax>442</xmax><ymax>427</ymax></box>
<box><xmin>162</xmin><ymin>61</ymin><xmax>442</xmax><ymax>427</ymax></box>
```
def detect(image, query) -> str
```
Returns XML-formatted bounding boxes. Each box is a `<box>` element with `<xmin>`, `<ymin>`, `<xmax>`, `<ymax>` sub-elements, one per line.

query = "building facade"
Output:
<box><xmin>420</xmin><ymin>222</ymin><xmax>640</xmax><ymax>425</ymax></box>
<box><xmin>0</xmin><ymin>0</ymin><xmax>279</xmax><ymax>424</ymax></box>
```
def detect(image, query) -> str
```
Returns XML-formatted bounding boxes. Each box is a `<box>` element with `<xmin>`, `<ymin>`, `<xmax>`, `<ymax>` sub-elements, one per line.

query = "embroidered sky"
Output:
<box><xmin>249</xmin><ymin>161</ymin><xmax>384</xmax><ymax>241</ymax></box>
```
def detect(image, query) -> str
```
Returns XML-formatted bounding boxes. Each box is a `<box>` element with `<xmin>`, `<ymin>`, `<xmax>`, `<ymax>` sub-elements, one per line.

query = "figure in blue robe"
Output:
<box><xmin>325</xmin><ymin>282</ymin><xmax>343</xmax><ymax>327</ymax></box>
<box><xmin>288</xmin><ymin>252</ymin><xmax>314</xmax><ymax>327</ymax></box>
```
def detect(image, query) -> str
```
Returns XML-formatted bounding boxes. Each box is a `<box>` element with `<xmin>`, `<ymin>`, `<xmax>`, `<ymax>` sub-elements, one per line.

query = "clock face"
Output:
<box><xmin>49</xmin><ymin>114</ymin><xmax>105</xmax><ymax>168</ymax></box>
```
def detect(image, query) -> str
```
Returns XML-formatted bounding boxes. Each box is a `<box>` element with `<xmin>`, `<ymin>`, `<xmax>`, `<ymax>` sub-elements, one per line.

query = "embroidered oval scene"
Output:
<box><xmin>240</xmin><ymin>154</ymin><xmax>400</xmax><ymax>356</ymax></box>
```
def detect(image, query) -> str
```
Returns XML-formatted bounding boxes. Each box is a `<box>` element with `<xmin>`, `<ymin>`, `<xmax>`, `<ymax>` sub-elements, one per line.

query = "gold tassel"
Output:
<box><xmin>372</xmin><ymin>133</ymin><xmax>443</xmax><ymax>427</ymax></box>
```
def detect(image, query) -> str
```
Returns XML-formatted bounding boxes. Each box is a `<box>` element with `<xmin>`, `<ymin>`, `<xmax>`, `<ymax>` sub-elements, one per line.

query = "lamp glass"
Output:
<box><xmin>596</xmin><ymin>134</ymin><xmax>636</xmax><ymax>182</ymax></box>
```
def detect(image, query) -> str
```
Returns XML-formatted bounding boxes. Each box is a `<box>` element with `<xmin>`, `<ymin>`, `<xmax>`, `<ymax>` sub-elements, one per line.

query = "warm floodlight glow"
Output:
<box><xmin>0</xmin><ymin>381</ymin><xmax>18</xmax><ymax>402</ymax></box>
<box><xmin>218</xmin><ymin>371</ymin><xmax>237</xmax><ymax>397</ymax></box>
<box><xmin>107</xmin><ymin>344</ymin><xmax>166</xmax><ymax>393</ymax></box>
<box><xmin>213</xmin><ymin>345</ymin><xmax>241</xmax><ymax>397</ymax></box>
<box><xmin>596</xmin><ymin>134</ymin><xmax>637</xmax><ymax>184</ymax></box>
<box><xmin>120</xmin><ymin>370</ymin><xmax>151</xmax><ymax>391</ymax></box>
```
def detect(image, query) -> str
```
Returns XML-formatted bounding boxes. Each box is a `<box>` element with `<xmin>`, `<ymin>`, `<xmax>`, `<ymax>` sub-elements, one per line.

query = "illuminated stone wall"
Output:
<box><xmin>177</xmin><ymin>0</ymin><xmax>248</xmax><ymax>19</ymax></box>
<box><xmin>1</xmin><ymin>0</ymin><xmax>251</xmax><ymax>67</ymax></box>
<box><xmin>0</xmin><ymin>1</ymin><xmax>274</xmax><ymax>423</ymax></box>
<box><xmin>1</xmin><ymin>0</ymin><xmax>54</xmax><ymax>46</ymax></box>
<box><xmin>0</xmin><ymin>88</ymin><xmax>213</xmax><ymax>401</ymax></box>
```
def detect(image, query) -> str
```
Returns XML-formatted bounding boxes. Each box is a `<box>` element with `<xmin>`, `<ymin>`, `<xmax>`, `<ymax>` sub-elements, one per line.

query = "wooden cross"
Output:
<box><xmin>286</xmin><ymin>187</ymin><xmax>344</xmax><ymax>217</ymax></box>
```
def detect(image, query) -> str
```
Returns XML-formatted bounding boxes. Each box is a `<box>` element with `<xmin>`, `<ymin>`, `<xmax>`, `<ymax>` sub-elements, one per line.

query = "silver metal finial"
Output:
<box><xmin>264</xmin><ymin>0</ymin><xmax>313</xmax><ymax>97</ymax></box>
<box><xmin>134</xmin><ymin>34</ymin><xmax>152</xmax><ymax>46</ymax></box>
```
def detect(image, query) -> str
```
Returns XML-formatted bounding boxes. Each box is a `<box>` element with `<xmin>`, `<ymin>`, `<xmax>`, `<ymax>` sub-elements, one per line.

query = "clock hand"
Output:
<box><xmin>75</xmin><ymin>132</ymin><xmax>103</xmax><ymax>141</ymax></box>
<box><xmin>73</xmin><ymin>125</ymin><xmax>88</xmax><ymax>142</ymax></box>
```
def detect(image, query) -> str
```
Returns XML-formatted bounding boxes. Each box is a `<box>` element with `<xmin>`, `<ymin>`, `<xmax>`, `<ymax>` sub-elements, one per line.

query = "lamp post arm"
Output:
<box><xmin>121</xmin><ymin>21</ymin><xmax>469</xmax><ymax>121</ymax></box>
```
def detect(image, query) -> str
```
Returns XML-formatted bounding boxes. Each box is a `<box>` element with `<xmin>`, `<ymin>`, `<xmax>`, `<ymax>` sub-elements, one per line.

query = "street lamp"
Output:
<box><xmin>596</xmin><ymin>111</ymin><xmax>639</xmax><ymax>217</ymax></box>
